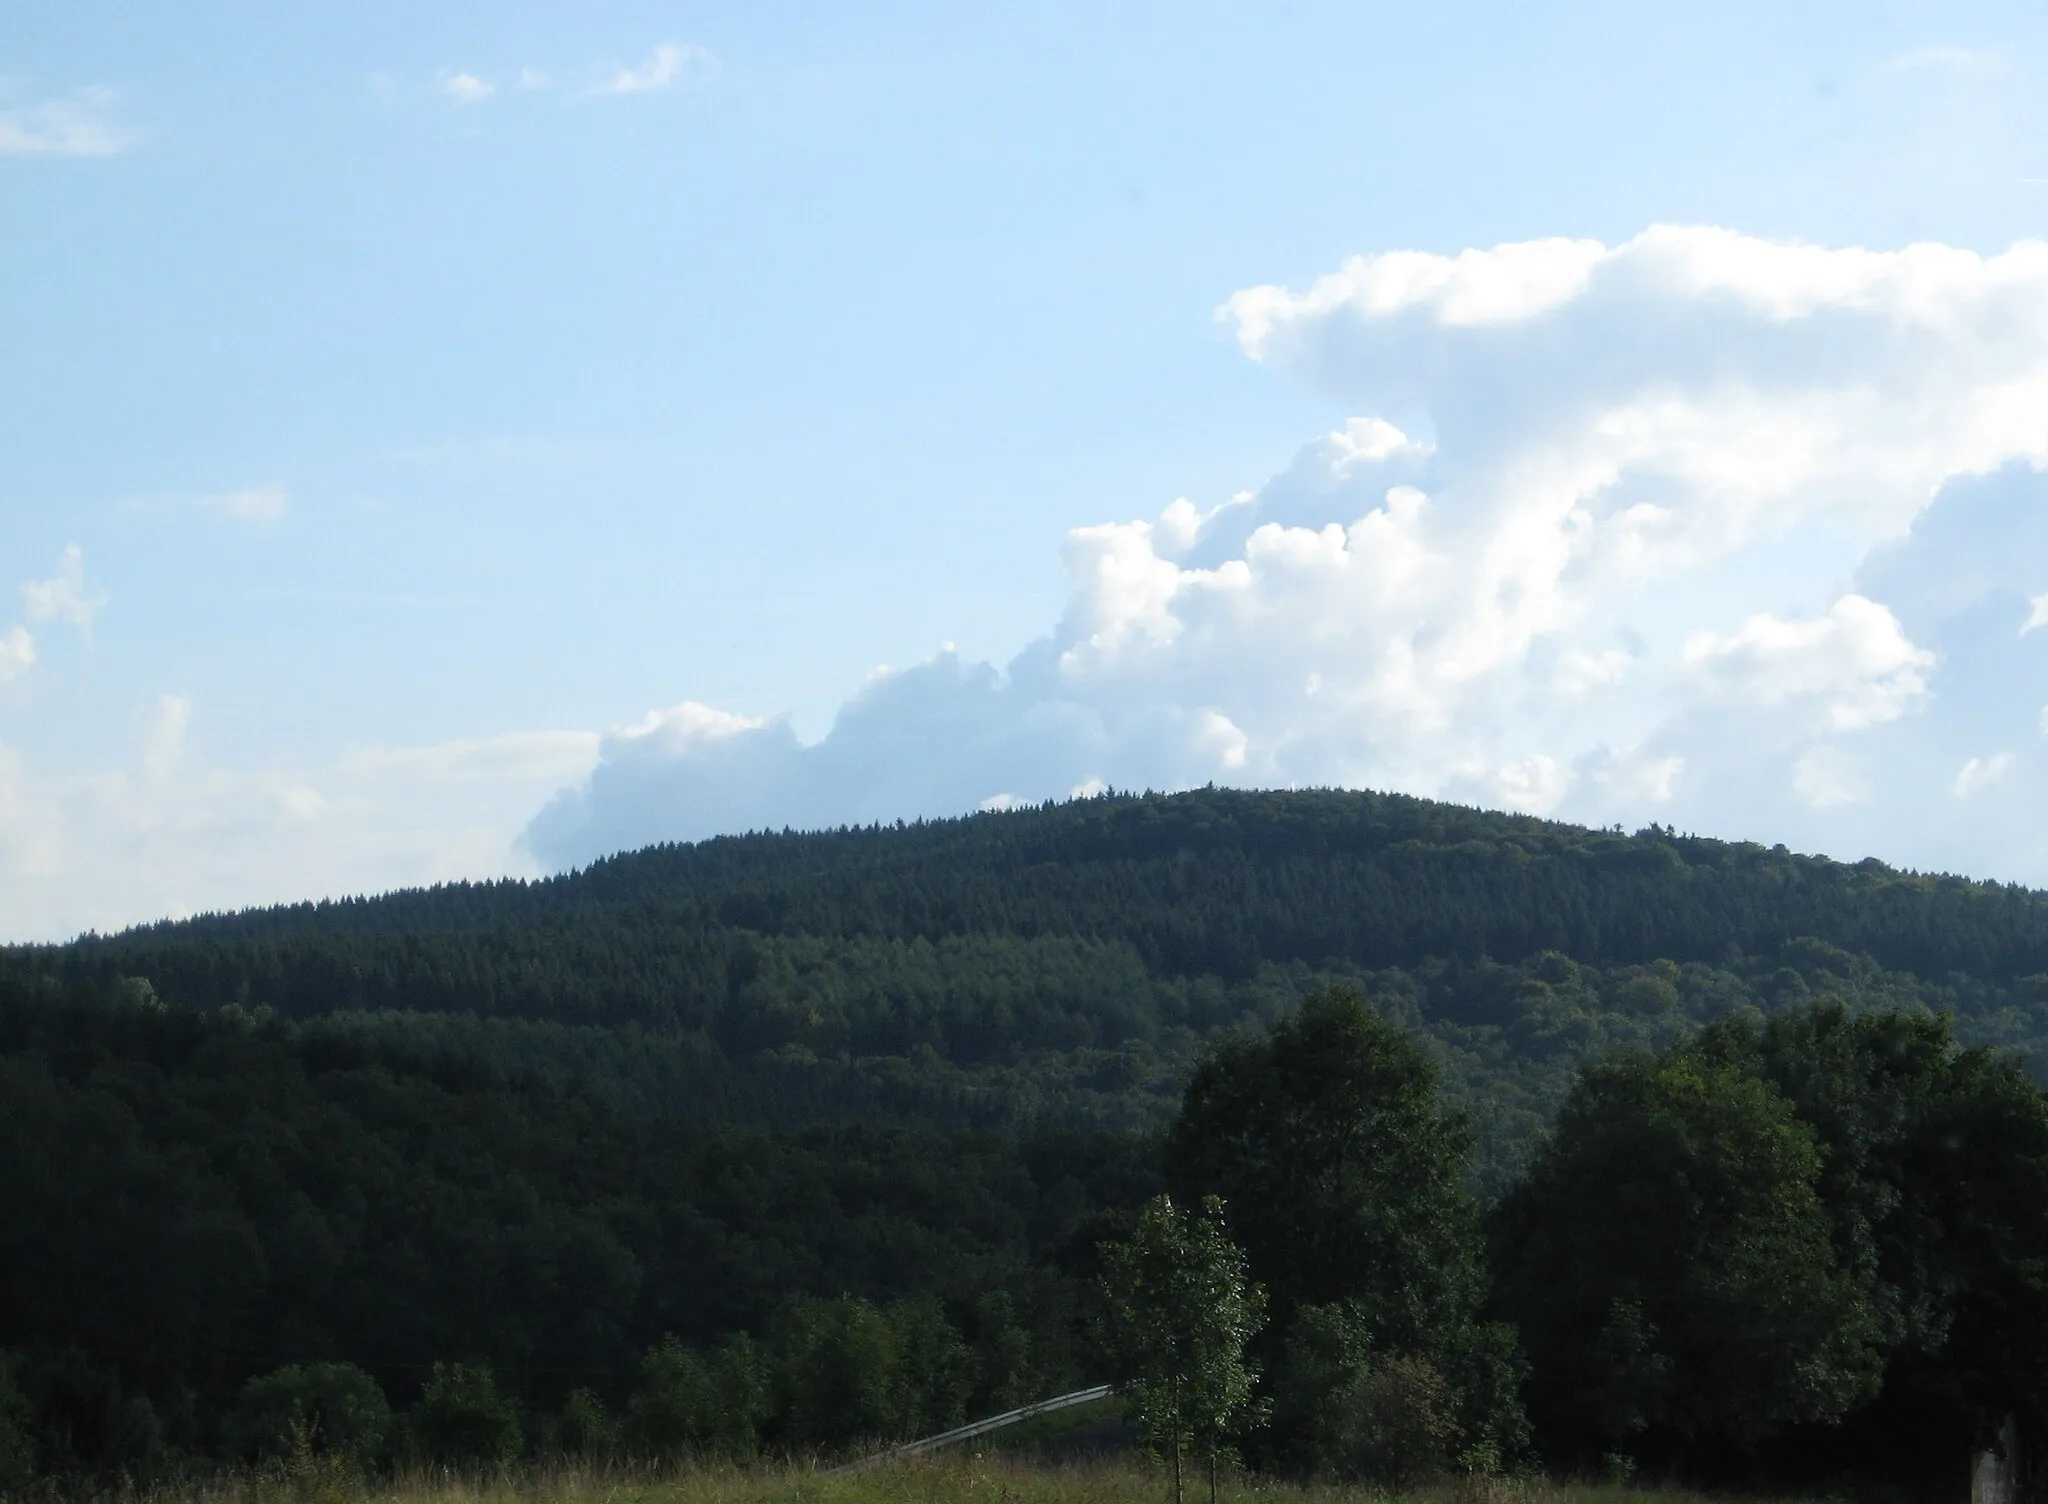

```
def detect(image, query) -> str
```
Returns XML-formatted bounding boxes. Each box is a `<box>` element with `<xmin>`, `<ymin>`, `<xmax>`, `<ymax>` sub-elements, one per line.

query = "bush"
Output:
<box><xmin>1318</xmin><ymin>1354</ymin><xmax>1458</xmax><ymax>1489</ymax></box>
<box><xmin>772</xmin><ymin>1295</ymin><xmax>977</xmax><ymax>1452</ymax></box>
<box><xmin>407</xmin><ymin>1363</ymin><xmax>520</xmax><ymax>1468</ymax></box>
<box><xmin>626</xmin><ymin>1334</ymin><xmax>769</xmax><ymax>1461</ymax></box>
<box><xmin>224</xmin><ymin>1363</ymin><xmax>391</xmax><ymax>1467</ymax></box>
<box><xmin>0</xmin><ymin>1360</ymin><xmax>34</xmax><ymax>1494</ymax></box>
<box><xmin>555</xmin><ymin>1389</ymin><xmax>615</xmax><ymax>1461</ymax></box>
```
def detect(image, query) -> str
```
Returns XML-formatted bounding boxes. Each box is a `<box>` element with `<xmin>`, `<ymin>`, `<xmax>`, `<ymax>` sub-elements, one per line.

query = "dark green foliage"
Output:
<box><xmin>1704</xmin><ymin>1004</ymin><xmax>2048</xmax><ymax>1493</ymax></box>
<box><xmin>0</xmin><ymin>1361</ymin><xmax>33</xmax><ymax>1495</ymax></box>
<box><xmin>1493</xmin><ymin>1045</ymin><xmax>1884</xmax><ymax>1469</ymax></box>
<box><xmin>770</xmin><ymin>1295</ymin><xmax>976</xmax><ymax>1451</ymax></box>
<box><xmin>51</xmin><ymin>790</ymin><xmax>2048</xmax><ymax>1006</ymax></box>
<box><xmin>625</xmin><ymin>1334</ymin><xmax>770</xmax><ymax>1461</ymax></box>
<box><xmin>408</xmin><ymin>1363</ymin><xmax>520</xmax><ymax>1469</ymax></box>
<box><xmin>0</xmin><ymin>975</ymin><xmax>1135</xmax><ymax>1477</ymax></box>
<box><xmin>224</xmin><ymin>1363</ymin><xmax>390</xmax><ymax>1466</ymax></box>
<box><xmin>20</xmin><ymin>789</ymin><xmax>2048</xmax><ymax>1185</ymax></box>
<box><xmin>1162</xmin><ymin>988</ymin><xmax>1526</xmax><ymax>1481</ymax></box>
<box><xmin>1165</xmin><ymin>987</ymin><xmax>1481</xmax><ymax>1342</ymax></box>
<box><xmin>12</xmin><ymin>790</ymin><xmax>2048</xmax><ymax>1491</ymax></box>
<box><xmin>553</xmin><ymin>1389</ymin><xmax>615</xmax><ymax>1460</ymax></box>
<box><xmin>1312</xmin><ymin>1353</ymin><xmax>1458</xmax><ymax>1490</ymax></box>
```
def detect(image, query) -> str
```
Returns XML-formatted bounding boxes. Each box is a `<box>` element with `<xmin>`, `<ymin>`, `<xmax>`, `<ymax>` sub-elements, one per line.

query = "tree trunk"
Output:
<box><xmin>1171</xmin><ymin>1373</ymin><xmax>1184</xmax><ymax>1504</ymax></box>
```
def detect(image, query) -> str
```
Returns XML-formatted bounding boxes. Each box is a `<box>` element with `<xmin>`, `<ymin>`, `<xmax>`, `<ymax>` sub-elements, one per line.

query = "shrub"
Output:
<box><xmin>625</xmin><ymin>1335</ymin><xmax>769</xmax><ymax>1461</ymax></box>
<box><xmin>555</xmin><ymin>1389</ymin><xmax>615</xmax><ymax>1461</ymax></box>
<box><xmin>0</xmin><ymin>1360</ymin><xmax>34</xmax><ymax>1494</ymax></box>
<box><xmin>407</xmin><ymin>1363</ymin><xmax>520</xmax><ymax>1468</ymax></box>
<box><xmin>224</xmin><ymin>1363</ymin><xmax>391</xmax><ymax>1468</ymax></box>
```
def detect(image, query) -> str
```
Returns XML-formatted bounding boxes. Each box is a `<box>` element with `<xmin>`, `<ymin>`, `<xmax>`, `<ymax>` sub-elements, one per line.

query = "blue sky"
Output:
<box><xmin>5</xmin><ymin>1</ymin><xmax>2048</xmax><ymax>938</ymax></box>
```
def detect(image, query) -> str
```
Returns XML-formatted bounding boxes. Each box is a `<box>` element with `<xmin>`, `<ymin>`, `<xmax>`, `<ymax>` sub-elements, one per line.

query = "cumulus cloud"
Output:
<box><xmin>1684</xmin><ymin>597</ymin><xmax>1933</xmax><ymax>731</ymax></box>
<box><xmin>596</xmin><ymin>44</ymin><xmax>712</xmax><ymax>95</ymax></box>
<box><xmin>500</xmin><ymin>225</ymin><xmax>2039</xmax><ymax>882</ymax></box>
<box><xmin>0</xmin><ymin>85</ymin><xmax>134</xmax><ymax>156</ymax></box>
<box><xmin>0</xmin><ymin>701</ymin><xmax>600</xmax><ymax>941</ymax></box>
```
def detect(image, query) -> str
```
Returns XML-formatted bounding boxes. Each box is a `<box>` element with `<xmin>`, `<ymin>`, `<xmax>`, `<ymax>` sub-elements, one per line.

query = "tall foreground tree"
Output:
<box><xmin>1495</xmin><ymin>1001</ymin><xmax>2048</xmax><ymax>1490</ymax></box>
<box><xmin>1713</xmin><ymin>1003</ymin><xmax>2048</xmax><ymax>1490</ymax></box>
<box><xmin>1163</xmin><ymin>986</ymin><xmax>1527</xmax><ymax>1478</ymax></box>
<box><xmin>1100</xmin><ymin>1194</ymin><xmax>1265</xmax><ymax>1504</ymax></box>
<box><xmin>1164</xmin><ymin>986</ymin><xmax>1481</xmax><ymax>1345</ymax></box>
<box><xmin>1492</xmin><ymin>1046</ymin><xmax>1884</xmax><ymax>1470</ymax></box>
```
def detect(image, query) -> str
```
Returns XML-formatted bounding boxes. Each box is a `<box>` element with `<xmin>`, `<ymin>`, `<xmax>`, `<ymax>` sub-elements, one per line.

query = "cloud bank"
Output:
<box><xmin>0</xmin><ymin>707</ymin><xmax>598</xmax><ymax>941</ymax></box>
<box><xmin>529</xmin><ymin>226</ymin><xmax>2048</xmax><ymax>883</ymax></box>
<box><xmin>0</xmin><ymin>547</ymin><xmax>596</xmax><ymax>942</ymax></box>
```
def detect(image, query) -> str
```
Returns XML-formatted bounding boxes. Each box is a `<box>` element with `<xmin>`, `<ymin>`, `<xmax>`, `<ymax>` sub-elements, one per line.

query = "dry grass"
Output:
<box><xmin>72</xmin><ymin>1455</ymin><xmax>1820</xmax><ymax>1504</ymax></box>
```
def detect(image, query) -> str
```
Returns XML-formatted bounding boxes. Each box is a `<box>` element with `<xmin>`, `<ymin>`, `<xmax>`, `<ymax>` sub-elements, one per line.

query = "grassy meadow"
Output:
<box><xmin>44</xmin><ymin>1457</ymin><xmax>1818</xmax><ymax>1504</ymax></box>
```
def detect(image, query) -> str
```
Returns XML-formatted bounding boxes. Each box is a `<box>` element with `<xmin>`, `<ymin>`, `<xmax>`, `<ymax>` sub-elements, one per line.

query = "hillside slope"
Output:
<box><xmin>14</xmin><ymin>788</ymin><xmax>2048</xmax><ymax>1186</ymax></box>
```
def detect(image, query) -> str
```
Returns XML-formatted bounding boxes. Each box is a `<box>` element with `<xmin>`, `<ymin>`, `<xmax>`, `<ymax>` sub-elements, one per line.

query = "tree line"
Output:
<box><xmin>6</xmin><ymin>968</ymin><xmax>2047</xmax><ymax>1499</ymax></box>
<box><xmin>1096</xmin><ymin>988</ymin><xmax>2048</xmax><ymax>1498</ymax></box>
<box><xmin>10</xmin><ymin>789</ymin><xmax>2048</xmax><ymax>1496</ymax></box>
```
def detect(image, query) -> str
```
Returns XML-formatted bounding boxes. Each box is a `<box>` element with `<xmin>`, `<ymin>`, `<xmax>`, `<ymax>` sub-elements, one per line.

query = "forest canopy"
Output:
<box><xmin>7</xmin><ymin>788</ymin><xmax>2048</xmax><ymax>1495</ymax></box>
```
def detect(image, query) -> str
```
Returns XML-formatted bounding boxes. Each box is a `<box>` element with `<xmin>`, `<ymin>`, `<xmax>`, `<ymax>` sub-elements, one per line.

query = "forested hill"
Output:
<box><xmin>14</xmin><ymin>788</ymin><xmax>2048</xmax><ymax>1181</ymax></box>
<box><xmin>44</xmin><ymin>786</ymin><xmax>2048</xmax><ymax>976</ymax></box>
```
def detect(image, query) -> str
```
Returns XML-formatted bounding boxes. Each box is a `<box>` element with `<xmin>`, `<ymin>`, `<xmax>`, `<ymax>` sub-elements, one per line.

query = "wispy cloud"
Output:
<box><xmin>1874</xmin><ymin>44</ymin><xmax>2006</xmax><ymax>78</ymax></box>
<box><xmin>595</xmin><ymin>43</ymin><xmax>714</xmax><ymax>95</ymax></box>
<box><xmin>0</xmin><ymin>628</ymin><xmax>33</xmax><ymax>685</ymax></box>
<box><xmin>198</xmin><ymin>484</ymin><xmax>289</xmax><ymax>527</ymax></box>
<box><xmin>436</xmin><ymin>70</ymin><xmax>495</xmax><ymax>106</ymax></box>
<box><xmin>413</xmin><ymin>44</ymin><xmax>711</xmax><ymax>107</ymax></box>
<box><xmin>0</xmin><ymin>85</ymin><xmax>135</xmax><ymax>157</ymax></box>
<box><xmin>122</xmin><ymin>484</ymin><xmax>290</xmax><ymax>528</ymax></box>
<box><xmin>22</xmin><ymin>546</ymin><xmax>105</xmax><ymax>631</ymax></box>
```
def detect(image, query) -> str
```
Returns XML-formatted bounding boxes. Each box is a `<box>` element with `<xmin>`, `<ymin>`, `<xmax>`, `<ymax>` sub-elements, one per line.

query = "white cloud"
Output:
<box><xmin>1684</xmin><ymin>596</ymin><xmax>1933</xmax><ymax>731</ymax></box>
<box><xmin>121</xmin><ymin>484</ymin><xmax>290</xmax><ymax>527</ymax></box>
<box><xmin>27</xmin><ymin>225</ymin><xmax>2048</xmax><ymax>930</ymax></box>
<box><xmin>0</xmin><ymin>85</ymin><xmax>134</xmax><ymax>157</ymax></box>
<box><xmin>1584</xmin><ymin>746</ymin><xmax>1684</xmax><ymax>804</ymax></box>
<box><xmin>522</xmin><ymin>226</ymin><xmax>2048</xmax><ymax>883</ymax></box>
<box><xmin>437</xmin><ymin>71</ymin><xmax>495</xmax><ymax>105</ymax></box>
<box><xmin>1954</xmin><ymin>752</ymin><xmax>2014</xmax><ymax>798</ymax></box>
<box><xmin>0</xmin><ymin>627</ymin><xmax>33</xmax><ymax>684</ymax></box>
<box><xmin>22</xmin><ymin>546</ymin><xmax>105</xmax><ymax>630</ymax></box>
<box><xmin>198</xmin><ymin>483</ymin><xmax>289</xmax><ymax>526</ymax></box>
<box><xmin>1793</xmin><ymin>747</ymin><xmax>1870</xmax><ymax>810</ymax></box>
<box><xmin>1875</xmin><ymin>45</ymin><xmax>2005</xmax><ymax>77</ymax></box>
<box><xmin>596</xmin><ymin>43</ymin><xmax>713</xmax><ymax>95</ymax></box>
<box><xmin>0</xmin><ymin>705</ymin><xmax>600</xmax><ymax>941</ymax></box>
<box><xmin>141</xmin><ymin>695</ymin><xmax>189</xmax><ymax>782</ymax></box>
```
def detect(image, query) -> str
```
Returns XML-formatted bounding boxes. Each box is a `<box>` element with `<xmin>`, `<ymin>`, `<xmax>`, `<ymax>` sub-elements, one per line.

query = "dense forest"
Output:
<box><xmin>23</xmin><ymin>788</ymin><xmax>2048</xmax><ymax>1185</ymax></box>
<box><xmin>8</xmin><ymin>788</ymin><xmax>2048</xmax><ymax>1495</ymax></box>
